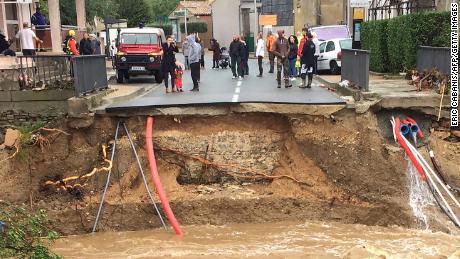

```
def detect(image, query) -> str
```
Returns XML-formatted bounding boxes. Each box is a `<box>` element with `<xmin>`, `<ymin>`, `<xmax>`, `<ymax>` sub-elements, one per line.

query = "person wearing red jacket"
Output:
<box><xmin>65</xmin><ymin>30</ymin><xmax>79</xmax><ymax>56</ymax></box>
<box><xmin>297</xmin><ymin>27</ymin><xmax>309</xmax><ymax>57</ymax></box>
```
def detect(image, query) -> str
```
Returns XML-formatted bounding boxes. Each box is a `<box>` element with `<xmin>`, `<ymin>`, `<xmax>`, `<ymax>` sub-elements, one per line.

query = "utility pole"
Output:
<box><xmin>184</xmin><ymin>0</ymin><xmax>188</xmax><ymax>36</ymax></box>
<box><xmin>254</xmin><ymin>0</ymin><xmax>258</xmax><ymax>49</ymax></box>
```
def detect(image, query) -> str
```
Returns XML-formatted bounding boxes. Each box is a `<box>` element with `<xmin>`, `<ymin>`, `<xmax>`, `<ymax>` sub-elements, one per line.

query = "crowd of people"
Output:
<box><xmin>160</xmin><ymin>27</ymin><xmax>321</xmax><ymax>93</ymax></box>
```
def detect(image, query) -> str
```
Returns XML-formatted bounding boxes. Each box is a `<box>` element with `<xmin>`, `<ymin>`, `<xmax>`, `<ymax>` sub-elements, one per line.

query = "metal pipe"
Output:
<box><xmin>122</xmin><ymin>122</ymin><xmax>167</xmax><ymax>230</ymax></box>
<box><xmin>92</xmin><ymin>121</ymin><xmax>120</xmax><ymax>232</ymax></box>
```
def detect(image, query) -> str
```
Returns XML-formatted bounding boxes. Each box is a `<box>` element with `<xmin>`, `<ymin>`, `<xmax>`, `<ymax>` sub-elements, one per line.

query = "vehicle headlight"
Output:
<box><xmin>120</xmin><ymin>57</ymin><xmax>127</xmax><ymax>62</ymax></box>
<box><xmin>149</xmin><ymin>57</ymin><xmax>155</xmax><ymax>62</ymax></box>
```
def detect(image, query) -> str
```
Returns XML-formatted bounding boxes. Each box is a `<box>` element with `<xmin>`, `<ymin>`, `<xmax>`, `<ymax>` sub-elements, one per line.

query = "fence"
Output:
<box><xmin>72</xmin><ymin>55</ymin><xmax>108</xmax><ymax>96</ymax></box>
<box><xmin>17</xmin><ymin>54</ymin><xmax>108</xmax><ymax>96</ymax></box>
<box><xmin>416</xmin><ymin>46</ymin><xmax>450</xmax><ymax>75</ymax></box>
<box><xmin>17</xmin><ymin>55</ymin><xmax>73</xmax><ymax>90</ymax></box>
<box><xmin>341</xmin><ymin>49</ymin><xmax>370</xmax><ymax>92</ymax></box>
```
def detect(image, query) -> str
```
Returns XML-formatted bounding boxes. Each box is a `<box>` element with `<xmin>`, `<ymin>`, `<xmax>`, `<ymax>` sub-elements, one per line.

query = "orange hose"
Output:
<box><xmin>145</xmin><ymin>117</ymin><xmax>183</xmax><ymax>236</ymax></box>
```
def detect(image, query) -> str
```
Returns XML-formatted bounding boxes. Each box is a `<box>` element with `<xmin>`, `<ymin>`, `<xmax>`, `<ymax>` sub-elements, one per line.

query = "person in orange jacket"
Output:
<box><xmin>65</xmin><ymin>30</ymin><xmax>79</xmax><ymax>56</ymax></box>
<box><xmin>266</xmin><ymin>31</ymin><xmax>276</xmax><ymax>73</ymax></box>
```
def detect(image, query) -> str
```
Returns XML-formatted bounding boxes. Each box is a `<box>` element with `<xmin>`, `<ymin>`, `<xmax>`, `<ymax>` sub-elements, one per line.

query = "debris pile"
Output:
<box><xmin>409</xmin><ymin>69</ymin><xmax>450</xmax><ymax>93</ymax></box>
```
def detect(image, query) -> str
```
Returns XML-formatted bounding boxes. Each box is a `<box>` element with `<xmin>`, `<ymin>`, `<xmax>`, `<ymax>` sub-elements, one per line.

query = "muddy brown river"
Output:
<box><xmin>53</xmin><ymin>221</ymin><xmax>460</xmax><ymax>258</ymax></box>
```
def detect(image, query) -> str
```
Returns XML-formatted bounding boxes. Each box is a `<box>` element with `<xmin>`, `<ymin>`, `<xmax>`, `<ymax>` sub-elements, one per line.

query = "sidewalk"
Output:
<box><xmin>315</xmin><ymin>73</ymin><xmax>450</xmax><ymax>117</ymax></box>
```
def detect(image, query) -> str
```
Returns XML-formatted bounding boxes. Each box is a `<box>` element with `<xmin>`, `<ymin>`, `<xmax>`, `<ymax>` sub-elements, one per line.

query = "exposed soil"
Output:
<box><xmin>0</xmin><ymin>110</ymin><xmax>459</xmax><ymax>236</ymax></box>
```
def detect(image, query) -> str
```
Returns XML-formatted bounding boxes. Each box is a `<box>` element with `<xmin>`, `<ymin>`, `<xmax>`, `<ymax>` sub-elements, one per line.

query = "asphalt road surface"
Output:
<box><xmin>106</xmin><ymin>55</ymin><xmax>345</xmax><ymax>112</ymax></box>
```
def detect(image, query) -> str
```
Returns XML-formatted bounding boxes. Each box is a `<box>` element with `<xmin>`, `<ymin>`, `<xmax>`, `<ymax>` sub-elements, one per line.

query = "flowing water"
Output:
<box><xmin>53</xmin><ymin>221</ymin><xmax>460</xmax><ymax>258</ymax></box>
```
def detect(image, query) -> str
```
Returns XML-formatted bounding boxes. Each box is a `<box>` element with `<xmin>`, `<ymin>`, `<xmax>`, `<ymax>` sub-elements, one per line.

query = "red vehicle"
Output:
<box><xmin>115</xmin><ymin>27</ymin><xmax>166</xmax><ymax>83</ymax></box>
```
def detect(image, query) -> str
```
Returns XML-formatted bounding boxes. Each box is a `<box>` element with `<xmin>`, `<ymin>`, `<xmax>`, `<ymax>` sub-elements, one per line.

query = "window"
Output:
<box><xmin>121</xmin><ymin>33</ymin><xmax>158</xmax><ymax>44</ymax></box>
<box><xmin>319</xmin><ymin>42</ymin><xmax>326</xmax><ymax>53</ymax></box>
<box><xmin>339</xmin><ymin>39</ymin><xmax>352</xmax><ymax>50</ymax></box>
<box><xmin>326</xmin><ymin>41</ymin><xmax>335</xmax><ymax>52</ymax></box>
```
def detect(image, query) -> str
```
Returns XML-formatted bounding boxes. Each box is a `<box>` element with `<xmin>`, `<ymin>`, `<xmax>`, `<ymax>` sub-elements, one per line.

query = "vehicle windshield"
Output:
<box><xmin>339</xmin><ymin>39</ymin><xmax>352</xmax><ymax>50</ymax></box>
<box><xmin>311</xmin><ymin>26</ymin><xmax>349</xmax><ymax>41</ymax></box>
<box><xmin>121</xmin><ymin>33</ymin><xmax>158</xmax><ymax>45</ymax></box>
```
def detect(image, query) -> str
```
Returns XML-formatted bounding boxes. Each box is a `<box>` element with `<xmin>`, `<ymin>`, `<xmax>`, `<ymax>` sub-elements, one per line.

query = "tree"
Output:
<box><xmin>0</xmin><ymin>202</ymin><xmax>60</xmax><ymax>259</ymax></box>
<box><xmin>148</xmin><ymin>0</ymin><xmax>180</xmax><ymax>21</ymax></box>
<box><xmin>118</xmin><ymin>0</ymin><xmax>152</xmax><ymax>27</ymax></box>
<box><xmin>39</xmin><ymin>0</ymin><xmax>118</xmax><ymax>26</ymax></box>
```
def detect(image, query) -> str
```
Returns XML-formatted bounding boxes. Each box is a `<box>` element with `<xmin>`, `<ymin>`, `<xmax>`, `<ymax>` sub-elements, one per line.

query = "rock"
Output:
<box><xmin>67</xmin><ymin>115</ymin><xmax>95</xmax><ymax>129</ymax></box>
<box><xmin>343</xmin><ymin>245</ymin><xmax>387</xmax><ymax>259</ymax></box>
<box><xmin>3</xmin><ymin>128</ymin><xmax>20</xmax><ymax>147</ymax></box>
<box><xmin>448</xmin><ymin>249</ymin><xmax>460</xmax><ymax>259</ymax></box>
<box><xmin>451</xmin><ymin>130</ymin><xmax>460</xmax><ymax>139</ymax></box>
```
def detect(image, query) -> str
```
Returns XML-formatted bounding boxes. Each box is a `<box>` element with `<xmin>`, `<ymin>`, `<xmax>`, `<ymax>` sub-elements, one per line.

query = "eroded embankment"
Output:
<box><xmin>1</xmin><ymin>110</ymin><xmax>458</xmax><ymax>235</ymax></box>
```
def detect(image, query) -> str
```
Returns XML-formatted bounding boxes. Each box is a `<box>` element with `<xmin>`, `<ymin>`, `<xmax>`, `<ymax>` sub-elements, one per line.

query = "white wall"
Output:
<box><xmin>212</xmin><ymin>0</ymin><xmax>240</xmax><ymax>49</ymax></box>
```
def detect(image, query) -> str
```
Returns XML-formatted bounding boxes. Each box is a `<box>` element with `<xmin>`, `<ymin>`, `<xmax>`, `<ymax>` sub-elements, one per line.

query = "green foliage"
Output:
<box><xmin>148</xmin><ymin>0</ymin><xmax>180</xmax><ymax>20</ymax></box>
<box><xmin>118</xmin><ymin>0</ymin><xmax>152</xmax><ymax>27</ymax></box>
<box><xmin>361</xmin><ymin>19</ymin><xmax>388</xmax><ymax>73</ymax></box>
<box><xmin>147</xmin><ymin>24</ymin><xmax>173</xmax><ymax>36</ymax></box>
<box><xmin>362</xmin><ymin>11</ymin><xmax>450</xmax><ymax>73</ymax></box>
<box><xmin>0</xmin><ymin>202</ymin><xmax>61</xmax><ymax>259</ymax></box>
<box><xmin>39</xmin><ymin>0</ymin><xmax>118</xmax><ymax>26</ymax></box>
<box><xmin>180</xmin><ymin>22</ymin><xmax>208</xmax><ymax>34</ymax></box>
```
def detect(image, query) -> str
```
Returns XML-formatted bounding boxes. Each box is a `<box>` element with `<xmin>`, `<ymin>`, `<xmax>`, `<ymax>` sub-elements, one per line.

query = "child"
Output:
<box><xmin>174</xmin><ymin>62</ymin><xmax>184</xmax><ymax>92</ymax></box>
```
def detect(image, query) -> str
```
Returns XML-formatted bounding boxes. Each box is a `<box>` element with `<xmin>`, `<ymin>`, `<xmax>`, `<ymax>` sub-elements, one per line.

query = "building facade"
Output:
<box><xmin>294</xmin><ymin>0</ymin><xmax>346</xmax><ymax>33</ymax></box>
<box><xmin>169</xmin><ymin>1</ymin><xmax>213</xmax><ymax>48</ymax></box>
<box><xmin>212</xmin><ymin>0</ymin><xmax>262</xmax><ymax>50</ymax></box>
<box><xmin>0</xmin><ymin>0</ymin><xmax>37</xmax><ymax>49</ymax></box>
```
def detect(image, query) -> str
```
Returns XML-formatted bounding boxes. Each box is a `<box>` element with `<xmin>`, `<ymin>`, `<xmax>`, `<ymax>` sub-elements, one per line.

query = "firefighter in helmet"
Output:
<box><xmin>64</xmin><ymin>30</ymin><xmax>79</xmax><ymax>55</ymax></box>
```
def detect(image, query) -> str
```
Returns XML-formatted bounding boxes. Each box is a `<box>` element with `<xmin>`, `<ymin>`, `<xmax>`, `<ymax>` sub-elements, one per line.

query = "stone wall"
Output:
<box><xmin>0</xmin><ymin>110</ymin><xmax>62</xmax><ymax>126</ymax></box>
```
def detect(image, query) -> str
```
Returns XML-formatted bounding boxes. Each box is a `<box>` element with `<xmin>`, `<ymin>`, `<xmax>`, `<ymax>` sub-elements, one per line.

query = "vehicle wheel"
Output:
<box><xmin>154</xmin><ymin>72</ymin><xmax>163</xmax><ymax>84</ymax></box>
<box><xmin>330</xmin><ymin>61</ymin><xmax>340</xmax><ymax>75</ymax></box>
<box><xmin>116</xmin><ymin>70</ymin><xmax>124</xmax><ymax>83</ymax></box>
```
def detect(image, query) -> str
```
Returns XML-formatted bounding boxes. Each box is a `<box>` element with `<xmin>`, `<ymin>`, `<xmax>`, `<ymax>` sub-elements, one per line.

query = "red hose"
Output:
<box><xmin>395</xmin><ymin>117</ymin><xmax>427</xmax><ymax>181</ymax></box>
<box><xmin>145</xmin><ymin>117</ymin><xmax>183</xmax><ymax>236</ymax></box>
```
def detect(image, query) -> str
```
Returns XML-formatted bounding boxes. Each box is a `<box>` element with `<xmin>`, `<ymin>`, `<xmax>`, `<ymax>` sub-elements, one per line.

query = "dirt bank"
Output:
<box><xmin>0</xmin><ymin>110</ymin><xmax>458</xmax><ymax>235</ymax></box>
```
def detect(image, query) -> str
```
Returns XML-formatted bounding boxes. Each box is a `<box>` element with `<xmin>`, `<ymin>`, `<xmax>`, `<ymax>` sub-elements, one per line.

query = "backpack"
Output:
<box><xmin>63</xmin><ymin>36</ymin><xmax>70</xmax><ymax>53</ymax></box>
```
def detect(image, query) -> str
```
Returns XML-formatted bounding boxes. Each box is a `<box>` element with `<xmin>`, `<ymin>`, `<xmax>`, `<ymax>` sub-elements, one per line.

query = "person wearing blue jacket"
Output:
<box><xmin>187</xmin><ymin>33</ymin><xmax>201</xmax><ymax>91</ymax></box>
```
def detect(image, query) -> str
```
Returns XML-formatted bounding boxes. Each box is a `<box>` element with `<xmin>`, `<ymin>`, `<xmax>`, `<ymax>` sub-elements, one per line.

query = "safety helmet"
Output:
<box><xmin>69</xmin><ymin>30</ymin><xmax>76</xmax><ymax>37</ymax></box>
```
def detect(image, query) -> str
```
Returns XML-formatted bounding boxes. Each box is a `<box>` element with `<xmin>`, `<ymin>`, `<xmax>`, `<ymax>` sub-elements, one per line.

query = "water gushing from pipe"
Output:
<box><xmin>406</xmin><ymin>161</ymin><xmax>434</xmax><ymax>229</ymax></box>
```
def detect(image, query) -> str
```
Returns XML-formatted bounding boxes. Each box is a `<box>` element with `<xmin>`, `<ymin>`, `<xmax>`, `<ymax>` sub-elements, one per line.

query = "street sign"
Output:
<box><xmin>173</xmin><ymin>10</ymin><xmax>187</xmax><ymax>17</ymax></box>
<box><xmin>259</xmin><ymin>15</ymin><xmax>277</xmax><ymax>26</ymax></box>
<box><xmin>353</xmin><ymin>8</ymin><xmax>365</xmax><ymax>20</ymax></box>
<box><xmin>350</xmin><ymin>0</ymin><xmax>370</xmax><ymax>8</ymax></box>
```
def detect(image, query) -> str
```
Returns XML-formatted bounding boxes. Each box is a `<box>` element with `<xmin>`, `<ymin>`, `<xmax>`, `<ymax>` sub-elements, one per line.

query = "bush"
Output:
<box><xmin>0</xmin><ymin>202</ymin><xmax>61</xmax><ymax>259</ymax></box>
<box><xmin>148</xmin><ymin>23</ymin><xmax>173</xmax><ymax>36</ymax></box>
<box><xmin>180</xmin><ymin>22</ymin><xmax>208</xmax><ymax>34</ymax></box>
<box><xmin>362</xmin><ymin>11</ymin><xmax>450</xmax><ymax>73</ymax></box>
<box><xmin>361</xmin><ymin>19</ymin><xmax>389</xmax><ymax>72</ymax></box>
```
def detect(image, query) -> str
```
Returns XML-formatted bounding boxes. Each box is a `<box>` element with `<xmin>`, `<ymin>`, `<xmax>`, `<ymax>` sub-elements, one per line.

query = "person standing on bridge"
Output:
<box><xmin>300</xmin><ymin>33</ymin><xmax>315</xmax><ymax>89</ymax></box>
<box><xmin>255</xmin><ymin>32</ymin><xmax>265</xmax><ymax>77</ymax></box>
<box><xmin>161</xmin><ymin>35</ymin><xmax>179</xmax><ymax>93</ymax></box>
<box><xmin>272</xmin><ymin>30</ymin><xmax>292</xmax><ymax>89</ymax></box>
<box><xmin>240</xmin><ymin>36</ymin><xmax>249</xmax><ymax>77</ymax></box>
<box><xmin>266</xmin><ymin>31</ymin><xmax>276</xmax><ymax>74</ymax></box>
<box><xmin>187</xmin><ymin>33</ymin><xmax>201</xmax><ymax>92</ymax></box>
<box><xmin>209</xmin><ymin>38</ymin><xmax>220</xmax><ymax>69</ymax></box>
<box><xmin>182</xmin><ymin>37</ymin><xmax>190</xmax><ymax>70</ymax></box>
<box><xmin>229</xmin><ymin>35</ymin><xmax>243</xmax><ymax>79</ymax></box>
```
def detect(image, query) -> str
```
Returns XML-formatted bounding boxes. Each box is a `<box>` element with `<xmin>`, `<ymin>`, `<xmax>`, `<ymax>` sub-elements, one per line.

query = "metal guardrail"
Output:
<box><xmin>341</xmin><ymin>49</ymin><xmax>370</xmax><ymax>92</ymax></box>
<box><xmin>72</xmin><ymin>55</ymin><xmax>108</xmax><ymax>96</ymax></box>
<box><xmin>17</xmin><ymin>54</ymin><xmax>108</xmax><ymax>96</ymax></box>
<box><xmin>17</xmin><ymin>55</ymin><xmax>73</xmax><ymax>90</ymax></box>
<box><xmin>417</xmin><ymin>46</ymin><xmax>450</xmax><ymax>75</ymax></box>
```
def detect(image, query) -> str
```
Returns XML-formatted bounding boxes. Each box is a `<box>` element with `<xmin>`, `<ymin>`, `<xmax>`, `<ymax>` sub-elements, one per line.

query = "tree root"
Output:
<box><xmin>43</xmin><ymin>144</ymin><xmax>113</xmax><ymax>192</ymax></box>
<box><xmin>156</xmin><ymin>146</ymin><xmax>312</xmax><ymax>187</ymax></box>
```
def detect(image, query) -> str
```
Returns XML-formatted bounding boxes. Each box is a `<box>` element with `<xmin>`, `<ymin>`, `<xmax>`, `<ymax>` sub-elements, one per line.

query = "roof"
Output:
<box><xmin>120</xmin><ymin>27</ymin><xmax>166</xmax><ymax>41</ymax></box>
<box><xmin>178</xmin><ymin>1</ymin><xmax>212</xmax><ymax>16</ymax></box>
